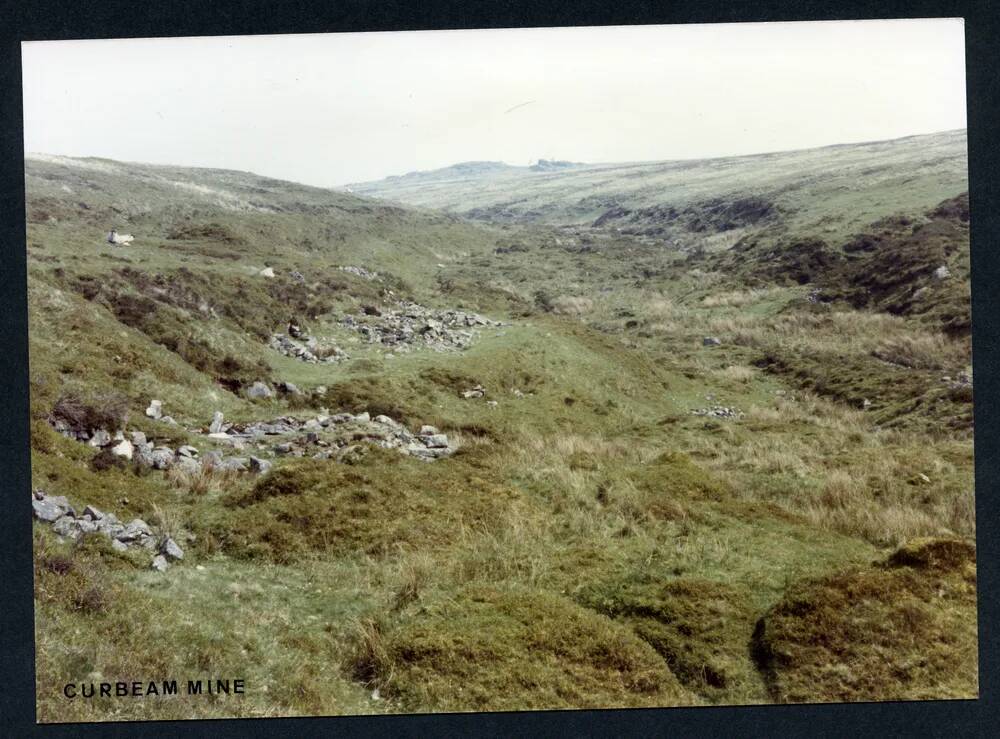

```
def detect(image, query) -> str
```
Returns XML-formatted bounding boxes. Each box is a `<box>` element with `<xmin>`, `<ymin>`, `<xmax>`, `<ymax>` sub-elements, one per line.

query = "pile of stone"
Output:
<box><xmin>221</xmin><ymin>412</ymin><xmax>457</xmax><ymax>462</ymax></box>
<box><xmin>691</xmin><ymin>405</ymin><xmax>744</xmax><ymax>419</ymax></box>
<box><xmin>269</xmin><ymin>332</ymin><xmax>349</xmax><ymax>364</ymax></box>
<box><xmin>341</xmin><ymin>301</ymin><xmax>502</xmax><ymax>352</ymax></box>
<box><xmin>31</xmin><ymin>490</ymin><xmax>184</xmax><ymax>572</ymax></box>
<box><xmin>339</xmin><ymin>265</ymin><xmax>380</xmax><ymax>281</ymax></box>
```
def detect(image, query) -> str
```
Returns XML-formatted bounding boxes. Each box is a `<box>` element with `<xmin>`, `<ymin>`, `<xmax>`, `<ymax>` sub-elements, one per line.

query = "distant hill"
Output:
<box><xmin>348</xmin><ymin>130</ymin><xmax>969</xmax><ymax>246</ymax></box>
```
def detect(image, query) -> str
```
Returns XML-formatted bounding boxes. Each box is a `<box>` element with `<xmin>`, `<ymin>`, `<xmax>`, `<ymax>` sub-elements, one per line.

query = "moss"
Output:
<box><xmin>754</xmin><ymin>537</ymin><xmax>978</xmax><ymax>703</ymax></box>
<box><xmin>347</xmin><ymin>585</ymin><xmax>697</xmax><ymax>712</ymax></box>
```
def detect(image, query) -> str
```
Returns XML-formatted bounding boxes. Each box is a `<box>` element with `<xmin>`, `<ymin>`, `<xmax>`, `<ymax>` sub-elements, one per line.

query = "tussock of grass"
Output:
<box><xmin>345</xmin><ymin>585</ymin><xmax>698</xmax><ymax>712</ymax></box>
<box><xmin>753</xmin><ymin>537</ymin><xmax>977</xmax><ymax>703</ymax></box>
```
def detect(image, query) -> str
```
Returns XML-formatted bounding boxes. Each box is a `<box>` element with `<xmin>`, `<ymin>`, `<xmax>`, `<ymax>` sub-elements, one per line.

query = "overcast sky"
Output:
<box><xmin>22</xmin><ymin>19</ymin><xmax>966</xmax><ymax>187</ymax></box>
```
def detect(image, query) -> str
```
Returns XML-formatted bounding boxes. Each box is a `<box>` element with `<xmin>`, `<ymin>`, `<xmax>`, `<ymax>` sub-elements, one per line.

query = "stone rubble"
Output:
<box><xmin>31</xmin><ymin>489</ymin><xmax>185</xmax><ymax>572</ymax></box>
<box><xmin>269</xmin><ymin>325</ymin><xmax>350</xmax><ymax>364</ymax></box>
<box><xmin>339</xmin><ymin>265</ymin><xmax>380</xmax><ymax>281</ymax></box>
<box><xmin>341</xmin><ymin>300</ymin><xmax>502</xmax><ymax>352</ymax></box>
<box><xmin>691</xmin><ymin>405</ymin><xmax>744</xmax><ymax>419</ymax></box>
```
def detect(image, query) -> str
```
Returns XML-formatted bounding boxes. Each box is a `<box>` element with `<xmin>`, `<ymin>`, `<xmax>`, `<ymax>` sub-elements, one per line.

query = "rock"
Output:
<box><xmin>250</xmin><ymin>456</ymin><xmax>272</xmax><ymax>475</ymax></box>
<box><xmin>290</xmin><ymin>270</ymin><xmax>305</xmax><ymax>283</ymax></box>
<box><xmin>82</xmin><ymin>504</ymin><xmax>104</xmax><ymax>521</ymax></box>
<box><xmin>354</xmin><ymin>412</ymin><xmax>371</xmax><ymax>424</ymax></box>
<box><xmin>423</xmin><ymin>433</ymin><xmax>449</xmax><ymax>449</ymax></box>
<box><xmin>933</xmin><ymin>265</ymin><xmax>951</xmax><ymax>280</ymax></box>
<box><xmin>247</xmin><ymin>381</ymin><xmax>273</xmax><ymax>399</ymax></box>
<box><xmin>111</xmin><ymin>438</ymin><xmax>134</xmax><ymax>460</ymax></box>
<box><xmin>219</xmin><ymin>457</ymin><xmax>250</xmax><ymax>472</ymax></box>
<box><xmin>703</xmin><ymin>336</ymin><xmax>722</xmax><ymax>347</ymax></box>
<box><xmin>151</xmin><ymin>555</ymin><xmax>170</xmax><ymax>572</ymax></box>
<box><xmin>419</xmin><ymin>425</ymin><xmax>439</xmax><ymax>436</ymax></box>
<box><xmin>118</xmin><ymin>518</ymin><xmax>152</xmax><ymax>541</ymax></box>
<box><xmin>177</xmin><ymin>445</ymin><xmax>199</xmax><ymax>458</ymax></box>
<box><xmin>52</xmin><ymin>516</ymin><xmax>81</xmax><ymax>539</ymax></box>
<box><xmin>173</xmin><ymin>455</ymin><xmax>200</xmax><ymax>473</ymax></box>
<box><xmin>274</xmin><ymin>442</ymin><xmax>295</xmax><ymax>456</ymax></box>
<box><xmin>88</xmin><ymin>429</ymin><xmax>112</xmax><ymax>447</ymax></box>
<box><xmin>161</xmin><ymin>537</ymin><xmax>184</xmax><ymax>561</ymax></box>
<box><xmin>32</xmin><ymin>497</ymin><xmax>68</xmax><ymax>522</ymax></box>
<box><xmin>259</xmin><ymin>267</ymin><xmax>275</xmax><ymax>278</ymax></box>
<box><xmin>145</xmin><ymin>400</ymin><xmax>163</xmax><ymax>419</ymax></box>
<box><xmin>160</xmin><ymin>416</ymin><xmax>178</xmax><ymax>426</ymax></box>
<box><xmin>201</xmin><ymin>450</ymin><xmax>224</xmax><ymax>468</ymax></box>
<box><xmin>209</xmin><ymin>411</ymin><xmax>224</xmax><ymax>434</ymax></box>
<box><xmin>486</xmin><ymin>400</ymin><xmax>498</xmax><ymax>408</ymax></box>
<box><xmin>278</xmin><ymin>381</ymin><xmax>302</xmax><ymax>396</ymax></box>
<box><xmin>150</xmin><ymin>447</ymin><xmax>174</xmax><ymax>470</ymax></box>
<box><xmin>111</xmin><ymin>539</ymin><xmax>128</xmax><ymax>553</ymax></box>
<box><xmin>130</xmin><ymin>431</ymin><xmax>147</xmax><ymax>447</ymax></box>
<box><xmin>77</xmin><ymin>519</ymin><xmax>98</xmax><ymax>534</ymax></box>
<box><xmin>462</xmin><ymin>385</ymin><xmax>486</xmax><ymax>399</ymax></box>
<box><xmin>314</xmin><ymin>386</ymin><xmax>328</xmax><ymax>397</ymax></box>
<box><xmin>302</xmin><ymin>418</ymin><xmax>323</xmax><ymax>431</ymax></box>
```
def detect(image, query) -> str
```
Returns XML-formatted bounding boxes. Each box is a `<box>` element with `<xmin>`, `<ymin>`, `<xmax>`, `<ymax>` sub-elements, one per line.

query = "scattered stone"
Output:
<box><xmin>933</xmin><ymin>265</ymin><xmax>951</xmax><ymax>281</ymax></box>
<box><xmin>130</xmin><ymin>431</ymin><xmax>147</xmax><ymax>447</ymax></box>
<box><xmin>173</xmin><ymin>455</ymin><xmax>200</xmax><ymax>473</ymax></box>
<box><xmin>290</xmin><ymin>270</ymin><xmax>305</xmax><ymax>283</ymax></box>
<box><xmin>177</xmin><ymin>445</ymin><xmax>199</xmax><ymax>458</ymax></box>
<box><xmin>150</xmin><ymin>447</ymin><xmax>174</xmax><ymax>470</ymax></box>
<box><xmin>32</xmin><ymin>496</ymin><xmax>69</xmax><ymax>522</ymax></box>
<box><xmin>691</xmin><ymin>405</ymin><xmax>743</xmax><ymax>419</ymax></box>
<box><xmin>277</xmin><ymin>381</ymin><xmax>302</xmax><ymax>396</ymax></box>
<box><xmin>82</xmin><ymin>505</ymin><xmax>104</xmax><ymax>521</ymax></box>
<box><xmin>145</xmin><ymin>400</ymin><xmax>163</xmax><ymax>419</ymax></box>
<box><xmin>462</xmin><ymin>384</ymin><xmax>486</xmax><ymax>399</ymax></box>
<box><xmin>151</xmin><ymin>555</ymin><xmax>170</xmax><ymax>572</ymax></box>
<box><xmin>420</xmin><ymin>425</ymin><xmax>439</xmax><ymax>436</ymax></box>
<box><xmin>52</xmin><ymin>516</ymin><xmax>80</xmax><ymax>539</ymax></box>
<box><xmin>423</xmin><ymin>433</ymin><xmax>449</xmax><ymax>449</ymax></box>
<box><xmin>339</xmin><ymin>265</ymin><xmax>380</xmax><ymax>281</ymax></box>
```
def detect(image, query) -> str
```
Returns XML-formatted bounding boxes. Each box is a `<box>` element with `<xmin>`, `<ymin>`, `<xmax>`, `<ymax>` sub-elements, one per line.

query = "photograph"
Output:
<box><xmin>21</xmin><ymin>19</ymin><xmax>976</xmax><ymax>723</ymax></box>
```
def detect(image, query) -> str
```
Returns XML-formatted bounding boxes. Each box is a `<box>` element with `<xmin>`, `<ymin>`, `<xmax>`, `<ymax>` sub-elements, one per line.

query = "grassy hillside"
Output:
<box><xmin>26</xmin><ymin>146</ymin><xmax>976</xmax><ymax>722</ymax></box>
<box><xmin>350</xmin><ymin>129</ymin><xmax>968</xmax><ymax>247</ymax></box>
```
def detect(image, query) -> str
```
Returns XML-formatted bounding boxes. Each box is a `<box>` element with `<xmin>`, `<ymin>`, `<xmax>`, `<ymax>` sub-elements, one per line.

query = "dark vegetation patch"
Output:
<box><xmin>576</xmin><ymin>578</ymin><xmax>761</xmax><ymax>701</ymax></box>
<box><xmin>593</xmin><ymin>196</ymin><xmax>777</xmax><ymax>235</ymax></box>
<box><xmin>752</xmin><ymin>537</ymin><xmax>977</xmax><ymax>703</ymax></box>
<box><xmin>203</xmin><ymin>451</ymin><xmax>529</xmax><ymax>563</ymax></box>
<box><xmin>345</xmin><ymin>585</ymin><xmax>697</xmax><ymax>712</ymax></box>
<box><xmin>166</xmin><ymin>222</ymin><xmax>246</xmax><ymax>244</ymax></box>
<box><xmin>753</xmin><ymin>350</ymin><xmax>972</xmax><ymax>434</ymax></box>
<box><xmin>49</xmin><ymin>392</ymin><xmax>130</xmax><ymax>434</ymax></box>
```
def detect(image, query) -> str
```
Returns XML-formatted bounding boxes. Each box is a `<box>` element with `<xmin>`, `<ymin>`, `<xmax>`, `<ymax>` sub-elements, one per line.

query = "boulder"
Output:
<box><xmin>159</xmin><ymin>416</ymin><xmax>178</xmax><ymax>426</ymax></box>
<box><xmin>111</xmin><ymin>438</ymin><xmax>134</xmax><ymax>460</ymax></box>
<box><xmin>209</xmin><ymin>411</ymin><xmax>224</xmax><ymax>434</ymax></box>
<box><xmin>259</xmin><ymin>267</ymin><xmax>275</xmax><ymax>278</ymax></box>
<box><xmin>130</xmin><ymin>431</ymin><xmax>147</xmax><ymax>447</ymax></box>
<box><xmin>173</xmin><ymin>455</ymin><xmax>200</xmax><ymax>473</ymax></box>
<box><xmin>177</xmin><ymin>445</ymin><xmax>199</xmax><ymax>458</ymax></box>
<box><xmin>219</xmin><ymin>457</ymin><xmax>250</xmax><ymax>472</ymax></box>
<box><xmin>354</xmin><ymin>412</ymin><xmax>371</xmax><ymax>424</ymax></box>
<box><xmin>278</xmin><ymin>381</ymin><xmax>302</xmax><ymax>396</ymax></box>
<box><xmin>161</xmin><ymin>537</ymin><xmax>184</xmax><ymax>561</ymax></box>
<box><xmin>250</xmin><ymin>456</ymin><xmax>272</xmax><ymax>474</ymax></box>
<box><xmin>118</xmin><ymin>518</ymin><xmax>152</xmax><ymax>541</ymax></box>
<box><xmin>52</xmin><ymin>516</ymin><xmax>81</xmax><ymax>539</ymax></box>
<box><xmin>423</xmin><ymin>433</ymin><xmax>449</xmax><ymax>449</ymax></box>
<box><xmin>151</xmin><ymin>555</ymin><xmax>170</xmax><ymax>572</ymax></box>
<box><xmin>111</xmin><ymin>539</ymin><xmax>128</xmax><ymax>553</ymax></box>
<box><xmin>32</xmin><ymin>497</ymin><xmax>68</xmax><ymax>522</ymax></box>
<box><xmin>420</xmin><ymin>425</ymin><xmax>439</xmax><ymax>436</ymax></box>
<box><xmin>88</xmin><ymin>429</ymin><xmax>112</xmax><ymax>447</ymax></box>
<box><xmin>145</xmin><ymin>400</ymin><xmax>163</xmax><ymax>419</ymax></box>
<box><xmin>150</xmin><ymin>447</ymin><xmax>174</xmax><ymax>470</ymax></box>
<box><xmin>82</xmin><ymin>504</ymin><xmax>105</xmax><ymax>521</ymax></box>
<box><xmin>247</xmin><ymin>381</ymin><xmax>274</xmax><ymax>399</ymax></box>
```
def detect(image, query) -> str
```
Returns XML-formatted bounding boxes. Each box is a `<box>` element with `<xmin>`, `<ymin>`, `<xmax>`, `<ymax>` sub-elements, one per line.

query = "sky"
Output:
<box><xmin>21</xmin><ymin>19</ymin><xmax>967</xmax><ymax>187</ymax></box>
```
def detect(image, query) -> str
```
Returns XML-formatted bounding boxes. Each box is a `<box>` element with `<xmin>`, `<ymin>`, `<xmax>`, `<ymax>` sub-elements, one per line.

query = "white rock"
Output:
<box><xmin>145</xmin><ymin>400</ymin><xmax>163</xmax><ymax>419</ymax></box>
<box><xmin>111</xmin><ymin>438</ymin><xmax>134</xmax><ymax>460</ymax></box>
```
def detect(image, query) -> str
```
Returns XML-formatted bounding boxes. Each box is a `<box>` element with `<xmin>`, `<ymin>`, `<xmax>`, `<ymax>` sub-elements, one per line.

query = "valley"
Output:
<box><xmin>26</xmin><ymin>132</ymin><xmax>976</xmax><ymax>721</ymax></box>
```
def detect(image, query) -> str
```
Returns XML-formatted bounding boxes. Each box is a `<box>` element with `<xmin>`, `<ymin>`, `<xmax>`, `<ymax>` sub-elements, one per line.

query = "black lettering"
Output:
<box><xmin>63</xmin><ymin>684</ymin><xmax>76</xmax><ymax>699</ymax></box>
<box><xmin>215</xmin><ymin>680</ymin><xmax>230</xmax><ymax>695</ymax></box>
<box><xmin>132</xmin><ymin>681</ymin><xmax>142</xmax><ymax>697</ymax></box>
<box><xmin>188</xmin><ymin>680</ymin><xmax>203</xmax><ymax>695</ymax></box>
<box><xmin>146</xmin><ymin>681</ymin><xmax>158</xmax><ymax>696</ymax></box>
<box><xmin>116</xmin><ymin>682</ymin><xmax>127</xmax><ymax>697</ymax></box>
<box><xmin>81</xmin><ymin>683</ymin><xmax>94</xmax><ymax>698</ymax></box>
<box><xmin>234</xmin><ymin>679</ymin><xmax>245</xmax><ymax>694</ymax></box>
<box><xmin>162</xmin><ymin>680</ymin><xmax>178</xmax><ymax>696</ymax></box>
<box><xmin>100</xmin><ymin>683</ymin><xmax>111</xmax><ymax>698</ymax></box>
